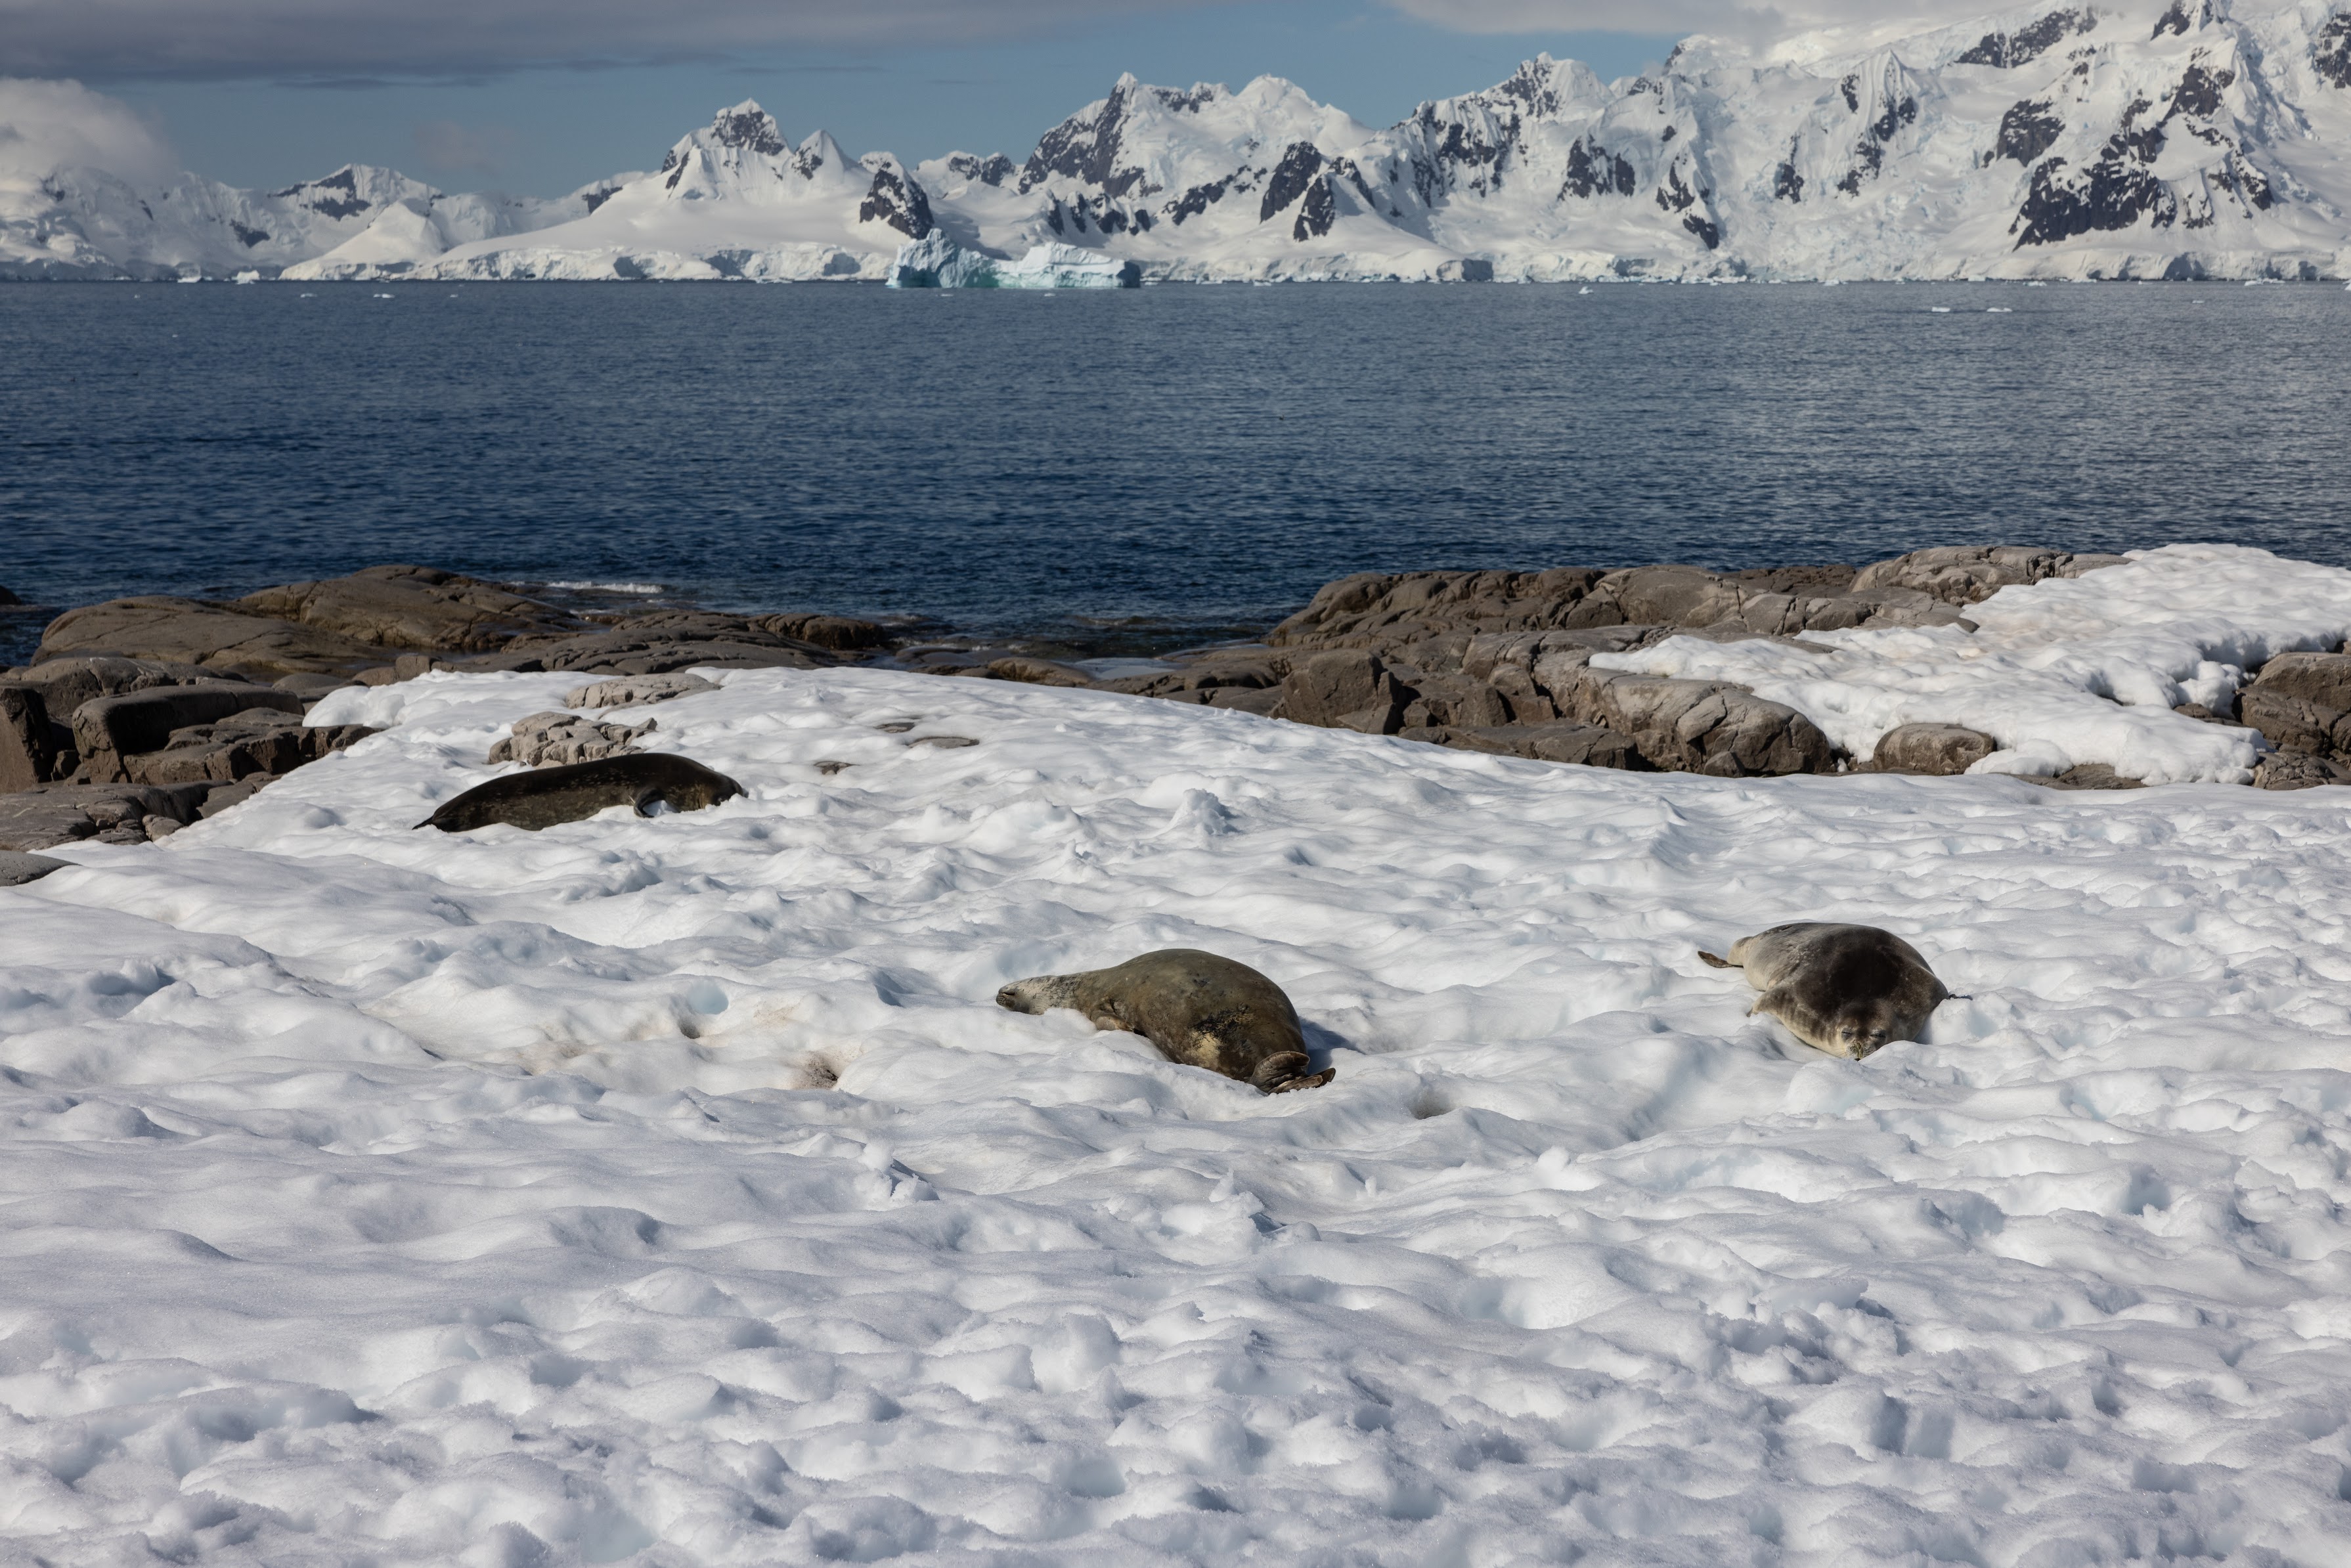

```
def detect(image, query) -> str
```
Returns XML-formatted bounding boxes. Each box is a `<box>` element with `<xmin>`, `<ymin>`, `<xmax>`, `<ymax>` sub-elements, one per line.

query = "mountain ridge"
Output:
<box><xmin>5</xmin><ymin>0</ymin><xmax>2348</xmax><ymax>282</ymax></box>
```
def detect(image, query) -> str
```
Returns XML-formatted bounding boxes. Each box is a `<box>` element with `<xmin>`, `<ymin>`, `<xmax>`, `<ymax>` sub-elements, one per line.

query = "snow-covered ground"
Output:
<box><xmin>1600</xmin><ymin>543</ymin><xmax>2351</xmax><ymax>785</ymax></box>
<box><xmin>9</xmin><ymin>596</ymin><xmax>2351</xmax><ymax>1561</ymax></box>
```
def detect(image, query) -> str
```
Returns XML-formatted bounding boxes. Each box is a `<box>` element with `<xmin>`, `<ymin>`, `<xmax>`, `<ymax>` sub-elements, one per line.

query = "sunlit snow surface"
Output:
<box><xmin>8</xmin><ymin>645</ymin><xmax>2351</xmax><ymax>1563</ymax></box>
<box><xmin>1602</xmin><ymin>544</ymin><xmax>2351</xmax><ymax>786</ymax></box>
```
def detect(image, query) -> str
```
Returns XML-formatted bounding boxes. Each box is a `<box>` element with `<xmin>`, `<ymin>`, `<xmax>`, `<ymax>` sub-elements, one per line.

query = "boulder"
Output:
<box><xmin>1104</xmin><ymin>656</ymin><xmax>1284</xmax><ymax>698</ymax></box>
<box><xmin>750</xmin><ymin>613</ymin><xmax>893</xmax><ymax>651</ymax></box>
<box><xmin>73</xmin><ymin>684</ymin><xmax>308</xmax><ymax>782</ymax></box>
<box><xmin>1548</xmin><ymin>659</ymin><xmax>1836</xmax><ymax>777</ymax></box>
<box><xmin>197</xmin><ymin>776</ymin><xmax>278</xmax><ymax>819</ymax></box>
<box><xmin>2254</xmin><ymin>752</ymin><xmax>2351</xmax><ymax>791</ymax></box>
<box><xmin>236</xmin><ymin>565</ymin><xmax>585</xmax><ymax>652</ymax></box>
<box><xmin>0</xmin><ymin>685</ymin><xmax>61</xmax><ymax>792</ymax></box>
<box><xmin>984</xmin><ymin>657</ymin><xmax>1096</xmax><ymax>688</ymax></box>
<box><xmin>1600</xmin><ymin>565</ymin><xmax>1744</xmax><ymax>630</ymax></box>
<box><xmin>1266</xmin><ymin>560</ymin><xmax>1975</xmax><ymax>670</ymax></box>
<box><xmin>0</xmin><ymin>850</ymin><xmax>67</xmax><ymax>886</ymax></box>
<box><xmin>2238</xmin><ymin>652</ymin><xmax>2351</xmax><ymax>757</ymax></box>
<box><xmin>36</xmin><ymin>596</ymin><xmax>392</xmax><ymax>677</ymax></box>
<box><xmin>1394</xmin><ymin>672</ymin><xmax>1516</xmax><ymax>731</ymax></box>
<box><xmin>1871</xmin><ymin>724</ymin><xmax>1998</xmax><ymax>775</ymax></box>
<box><xmin>275</xmin><ymin>672</ymin><xmax>357</xmax><ymax>702</ymax></box>
<box><xmin>1851</xmin><ymin>545</ymin><xmax>2128</xmax><ymax>605</ymax></box>
<box><xmin>470</xmin><ymin>611</ymin><xmax>837</xmax><ymax>676</ymax></box>
<box><xmin>1407</xmin><ymin>722</ymin><xmax>1646</xmax><ymax>769</ymax></box>
<box><xmin>1267</xmin><ymin>569</ymin><xmax>1610</xmax><ymax>649</ymax></box>
<box><xmin>35</xmin><ymin>567</ymin><xmax>592</xmax><ymax>678</ymax></box>
<box><xmin>0</xmin><ymin>781</ymin><xmax>214</xmax><ymax>850</ymax></box>
<box><xmin>1272</xmin><ymin>650</ymin><xmax>1408</xmax><ymax>734</ymax></box>
<box><xmin>0</xmin><ymin>584</ymin><xmax>20</xmax><ymax>607</ymax></box>
<box><xmin>124</xmin><ymin>710</ymin><xmax>376</xmax><ymax>787</ymax></box>
<box><xmin>565</xmin><ymin>673</ymin><xmax>719</xmax><ymax>710</ymax></box>
<box><xmin>488</xmin><ymin>711</ymin><xmax>651</xmax><ymax>768</ymax></box>
<box><xmin>13</xmin><ymin>655</ymin><xmax>227</xmax><ymax>719</ymax></box>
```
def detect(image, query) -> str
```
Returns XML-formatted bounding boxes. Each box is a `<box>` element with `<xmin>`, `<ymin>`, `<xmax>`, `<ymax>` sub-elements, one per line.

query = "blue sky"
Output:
<box><xmin>88</xmin><ymin>2</ymin><xmax>1681</xmax><ymax>198</ymax></box>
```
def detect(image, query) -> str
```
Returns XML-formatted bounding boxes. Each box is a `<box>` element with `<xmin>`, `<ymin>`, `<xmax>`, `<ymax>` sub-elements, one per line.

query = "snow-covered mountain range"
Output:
<box><xmin>9</xmin><ymin>0</ymin><xmax>2350</xmax><ymax>282</ymax></box>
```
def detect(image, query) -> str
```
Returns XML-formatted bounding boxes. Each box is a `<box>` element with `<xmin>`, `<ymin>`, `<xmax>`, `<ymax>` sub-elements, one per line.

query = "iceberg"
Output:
<box><xmin>887</xmin><ymin>234</ymin><xmax>1140</xmax><ymax>289</ymax></box>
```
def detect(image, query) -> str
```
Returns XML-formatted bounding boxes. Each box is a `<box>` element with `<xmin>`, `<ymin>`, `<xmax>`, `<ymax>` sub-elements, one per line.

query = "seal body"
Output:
<box><xmin>1700</xmin><ymin>922</ymin><xmax>1949</xmax><ymax>1059</ymax></box>
<box><xmin>996</xmin><ymin>948</ymin><xmax>1334</xmax><ymax>1094</ymax></box>
<box><xmin>416</xmin><ymin>752</ymin><xmax>745</xmax><ymax>833</ymax></box>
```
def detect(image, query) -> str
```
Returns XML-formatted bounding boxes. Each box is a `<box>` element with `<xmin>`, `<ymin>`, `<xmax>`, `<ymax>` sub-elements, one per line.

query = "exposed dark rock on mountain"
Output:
<box><xmin>1959</xmin><ymin>9</ymin><xmax>2098</xmax><ymax>68</ymax></box>
<box><xmin>859</xmin><ymin>163</ymin><xmax>934</xmax><ymax>238</ymax></box>
<box><xmin>1996</xmin><ymin>100</ymin><xmax>2065</xmax><ymax>164</ymax></box>
<box><xmin>2320</xmin><ymin>13</ymin><xmax>2351</xmax><ymax>88</ymax></box>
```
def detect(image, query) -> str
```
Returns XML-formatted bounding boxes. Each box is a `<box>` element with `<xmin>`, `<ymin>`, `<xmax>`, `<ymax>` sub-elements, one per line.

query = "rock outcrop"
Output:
<box><xmin>2237</xmin><ymin>652</ymin><xmax>2351</xmax><ymax>762</ymax></box>
<box><xmin>489</xmin><ymin>712</ymin><xmax>654</xmax><ymax>768</ymax></box>
<box><xmin>0</xmin><ymin>781</ymin><xmax>219</xmax><ymax>850</ymax></box>
<box><xmin>1850</xmin><ymin>546</ymin><xmax>2131</xmax><ymax>605</ymax></box>
<box><xmin>74</xmin><ymin>684</ymin><xmax>309</xmax><ymax>783</ymax></box>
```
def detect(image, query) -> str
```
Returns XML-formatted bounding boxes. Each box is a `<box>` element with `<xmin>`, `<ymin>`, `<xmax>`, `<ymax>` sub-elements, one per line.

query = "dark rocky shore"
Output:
<box><xmin>6</xmin><ymin>548</ymin><xmax>2348</xmax><ymax>867</ymax></box>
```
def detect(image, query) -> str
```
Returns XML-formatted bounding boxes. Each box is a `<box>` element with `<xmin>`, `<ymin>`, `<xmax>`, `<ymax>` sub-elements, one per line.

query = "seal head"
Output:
<box><xmin>416</xmin><ymin>752</ymin><xmax>745</xmax><ymax>833</ymax></box>
<box><xmin>996</xmin><ymin>948</ymin><xmax>1334</xmax><ymax>1094</ymax></box>
<box><xmin>1700</xmin><ymin>922</ymin><xmax>1950</xmax><ymax>1059</ymax></box>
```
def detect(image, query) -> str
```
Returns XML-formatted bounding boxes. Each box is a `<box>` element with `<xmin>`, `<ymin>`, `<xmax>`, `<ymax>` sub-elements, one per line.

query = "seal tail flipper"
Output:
<box><xmin>1698</xmin><ymin>949</ymin><xmax>1736</xmax><ymax>969</ymax></box>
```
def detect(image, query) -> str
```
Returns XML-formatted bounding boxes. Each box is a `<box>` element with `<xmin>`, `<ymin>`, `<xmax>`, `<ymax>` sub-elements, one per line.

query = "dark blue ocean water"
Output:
<box><xmin>5</xmin><ymin>279</ymin><xmax>2348</xmax><ymax>664</ymax></box>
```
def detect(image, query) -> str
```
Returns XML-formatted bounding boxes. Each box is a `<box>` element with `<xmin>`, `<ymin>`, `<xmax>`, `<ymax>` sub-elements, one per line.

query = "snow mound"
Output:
<box><xmin>9</xmin><ymin>637</ymin><xmax>2351</xmax><ymax>1560</ymax></box>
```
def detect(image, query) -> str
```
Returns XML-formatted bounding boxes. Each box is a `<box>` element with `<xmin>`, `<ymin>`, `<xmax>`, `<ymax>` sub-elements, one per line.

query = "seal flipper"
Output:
<box><xmin>1698</xmin><ymin>949</ymin><xmax>1736</xmax><ymax>969</ymax></box>
<box><xmin>1250</xmin><ymin>1052</ymin><xmax>1334</xmax><ymax>1095</ymax></box>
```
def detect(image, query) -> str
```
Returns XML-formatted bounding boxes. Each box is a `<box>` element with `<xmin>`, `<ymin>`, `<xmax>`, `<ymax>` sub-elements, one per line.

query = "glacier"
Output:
<box><xmin>7</xmin><ymin>0</ymin><xmax>2351</xmax><ymax>283</ymax></box>
<box><xmin>885</xmin><ymin>234</ymin><xmax>1142</xmax><ymax>288</ymax></box>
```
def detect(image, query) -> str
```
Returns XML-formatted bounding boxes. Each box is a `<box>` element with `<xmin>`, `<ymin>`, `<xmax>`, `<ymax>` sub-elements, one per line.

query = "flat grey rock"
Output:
<box><xmin>0</xmin><ymin>850</ymin><xmax>69</xmax><ymax>886</ymax></box>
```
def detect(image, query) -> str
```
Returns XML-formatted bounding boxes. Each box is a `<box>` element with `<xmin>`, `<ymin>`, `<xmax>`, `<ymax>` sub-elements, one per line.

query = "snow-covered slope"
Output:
<box><xmin>16</xmin><ymin>571</ymin><xmax>2351</xmax><ymax>1555</ymax></box>
<box><xmin>9</xmin><ymin>0</ymin><xmax>2351</xmax><ymax>282</ymax></box>
<box><xmin>0</xmin><ymin>162</ymin><xmax>596</xmax><ymax>281</ymax></box>
<box><xmin>402</xmin><ymin>103</ymin><xmax>939</xmax><ymax>282</ymax></box>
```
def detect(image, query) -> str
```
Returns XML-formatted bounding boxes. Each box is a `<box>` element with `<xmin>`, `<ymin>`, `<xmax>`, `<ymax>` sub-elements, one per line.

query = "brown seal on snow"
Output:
<box><xmin>1700</xmin><ymin>922</ymin><xmax>1952</xmax><ymax>1059</ymax></box>
<box><xmin>996</xmin><ymin>948</ymin><xmax>1334</xmax><ymax>1093</ymax></box>
<box><xmin>416</xmin><ymin>752</ymin><xmax>745</xmax><ymax>833</ymax></box>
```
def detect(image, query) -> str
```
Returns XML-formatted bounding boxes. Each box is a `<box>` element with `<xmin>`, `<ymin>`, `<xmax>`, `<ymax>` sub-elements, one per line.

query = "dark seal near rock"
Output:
<box><xmin>996</xmin><ymin>948</ymin><xmax>1335</xmax><ymax>1094</ymax></box>
<box><xmin>416</xmin><ymin>753</ymin><xmax>745</xmax><ymax>833</ymax></box>
<box><xmin>1700</xmin><ymin>922</ymin><xmax>1951</xmax><ymax>1059</ymax></box>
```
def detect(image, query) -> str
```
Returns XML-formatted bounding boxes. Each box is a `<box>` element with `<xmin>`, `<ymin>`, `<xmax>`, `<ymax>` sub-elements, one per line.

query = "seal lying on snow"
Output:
<box><xmin>416</xmin><ymin>753</ymin><xmax>745</xmax><ymax>833</ymax></box>
<box><xmin>1700</xmin><ymin>922</ymin><xmax>1951</xmax><ymax>1059</ymax></box>
<box><xmin>996</xmin><ymin>949</ymin><xmax>1335</xmax><ymax>1093</ymax></box>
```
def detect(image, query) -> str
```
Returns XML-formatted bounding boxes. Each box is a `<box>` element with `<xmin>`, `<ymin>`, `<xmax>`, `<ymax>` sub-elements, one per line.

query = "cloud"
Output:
<box><xmin>1383</xmin><ymin>0</ymin><xmax>2000</xmax><ymax>45</ymax></box>
<box><xmin>414</xmin><ymin>118</ymin><xmax>517</xmax><ymax>174</ymax></box>
<box><xmin>0</xmin><ymin>76</ymin><xmax>179</xmax><ymax>181</ymax></box>
<box><xmin>0</xmin><ymin>0</ymin><xmax>1255</xmax><ymax>81</ymax></box>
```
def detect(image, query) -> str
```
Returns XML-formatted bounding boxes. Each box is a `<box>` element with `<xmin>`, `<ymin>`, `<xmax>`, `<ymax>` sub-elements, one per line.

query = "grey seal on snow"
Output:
<box><xmin>1700</xmin><ymin>922</ymin><xmax>1951</xmax><ymax>1059</ymax></box>
<box><xmin>996</xmin><ymin>948</ymin><xmax>1335</xmax><ymax>1093</ymax></box>
<box><xmin>416</xmin><ymin>752</ymin><xmax>745</xmax><ymax>833</ymax></box>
